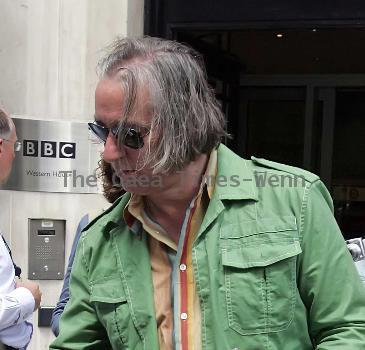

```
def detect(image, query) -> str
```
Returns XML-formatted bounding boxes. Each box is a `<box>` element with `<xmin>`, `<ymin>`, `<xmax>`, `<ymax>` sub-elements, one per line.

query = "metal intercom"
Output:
<box><xmin>28</xmin><ymin>219</ymin><xmax>65</xmax><ymax>280</ymax></box>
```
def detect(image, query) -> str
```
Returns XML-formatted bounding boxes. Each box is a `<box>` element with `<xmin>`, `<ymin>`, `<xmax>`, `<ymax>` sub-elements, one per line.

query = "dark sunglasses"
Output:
<box><xmin>88</xmin><ymin>121</ymin><xmax>150</xmax><ymax>150</ymax></box>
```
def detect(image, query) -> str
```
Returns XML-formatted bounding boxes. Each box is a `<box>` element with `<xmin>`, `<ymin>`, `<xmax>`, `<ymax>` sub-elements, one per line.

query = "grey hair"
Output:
<box><xmin>0</xmin><ymin>108</ymin><xmax>12</xmax><ymax>139</ymax></box>
<box><xmin>97</xmin><ymin>36</ymin><xmax>228</xmax><ymax>173</ymax></box>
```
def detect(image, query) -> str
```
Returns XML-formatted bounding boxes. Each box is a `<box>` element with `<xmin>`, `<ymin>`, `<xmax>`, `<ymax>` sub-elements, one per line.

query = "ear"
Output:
<box><xmin>0</xmin><ymin>139</ymin><xmax>3</xmax><ymax>157</ymax></box>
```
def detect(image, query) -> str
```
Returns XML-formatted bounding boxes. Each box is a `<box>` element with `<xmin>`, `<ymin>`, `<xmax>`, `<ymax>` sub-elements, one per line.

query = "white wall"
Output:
<box><xmin>0</xmin><ymin>0</ymin><xmax>144</xmax><ymax>349</ymax></box>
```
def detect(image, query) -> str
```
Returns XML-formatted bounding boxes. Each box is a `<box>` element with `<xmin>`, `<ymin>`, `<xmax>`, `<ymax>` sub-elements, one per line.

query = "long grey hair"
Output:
<box><xmin>97</xmin><ymin>36</ymin><xmax>228</xmax><ymax>173</ymax></box>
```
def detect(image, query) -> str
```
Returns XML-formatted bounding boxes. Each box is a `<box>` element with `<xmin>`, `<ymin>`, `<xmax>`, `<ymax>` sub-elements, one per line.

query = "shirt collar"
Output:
<box><xmin>123</xmin><ymin>149</ymin><xmax>218</xmax><ymax>232</ymax></box>
<box><xmin>121</xmin><ymin>144</ymin><xmax>258</xmax><ymax>234</ymax></box>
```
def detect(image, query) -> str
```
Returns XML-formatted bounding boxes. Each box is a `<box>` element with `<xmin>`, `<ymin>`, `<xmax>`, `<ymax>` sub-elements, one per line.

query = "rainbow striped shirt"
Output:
<box><xmin>124</xmin><ymin>150</ymin><xmax>217</xmax><ymax>349</ymax></box>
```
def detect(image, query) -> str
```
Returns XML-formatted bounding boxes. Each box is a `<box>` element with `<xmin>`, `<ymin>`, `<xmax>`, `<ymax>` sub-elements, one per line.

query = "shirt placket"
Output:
<box><xmin>177</xmin><ymin>198</ymin><xmax>199</xmax><ymax>350</ymax></box>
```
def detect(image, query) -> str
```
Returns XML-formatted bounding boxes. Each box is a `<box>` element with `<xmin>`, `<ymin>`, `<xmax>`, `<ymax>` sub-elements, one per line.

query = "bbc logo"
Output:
<box><xmin>23</xmin><ymin>140</ymin><xmax>76</xmax><ymax>159</ymax></box>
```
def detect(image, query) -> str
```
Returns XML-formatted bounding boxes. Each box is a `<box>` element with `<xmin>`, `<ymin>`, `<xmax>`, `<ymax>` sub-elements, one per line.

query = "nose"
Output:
<box><xmin>103</xmin><ymin>133</ymin><xmax>125</xmax><ymax>163</ymax></box>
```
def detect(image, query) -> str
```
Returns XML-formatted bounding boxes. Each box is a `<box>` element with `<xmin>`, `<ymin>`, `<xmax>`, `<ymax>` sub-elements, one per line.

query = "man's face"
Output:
<box><xmin>94</xmin><ymin>78</ymin><xmax>157</xmax><ymax>194</ymax></box>
<box><xmin>0</xmin><ymin>121</ymin><xmax>17</xmax><ymax>184</ymax></box>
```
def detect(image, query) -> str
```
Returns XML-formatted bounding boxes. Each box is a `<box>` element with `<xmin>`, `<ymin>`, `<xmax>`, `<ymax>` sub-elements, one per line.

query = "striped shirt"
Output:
<box><xmin>124</xmin><ymin>150</ymin><xmax>217</xmax><ymax>349</ymax></box>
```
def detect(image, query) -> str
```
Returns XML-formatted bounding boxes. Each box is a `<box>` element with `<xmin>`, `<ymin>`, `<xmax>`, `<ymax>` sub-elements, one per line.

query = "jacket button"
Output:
<box><xmin>179</xmin><ymin>263</ymin><xmax>187</xmax><ymax>271</ymax></box>
<box><xmin>180</xmin><ymin>312</ymin><xmax>188</xmax><ymax>320</ymax></box>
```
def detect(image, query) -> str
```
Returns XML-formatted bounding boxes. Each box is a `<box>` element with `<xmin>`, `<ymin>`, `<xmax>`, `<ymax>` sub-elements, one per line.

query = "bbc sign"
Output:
<box><xmin>0</xmin><ymin>118</ymin><xmax>101</xmax><ymax>193</ymax></box>
<box><xmin>23</xmin><ymin>140</ymin><xmax>76</xmax><ymax>159</ymax></box>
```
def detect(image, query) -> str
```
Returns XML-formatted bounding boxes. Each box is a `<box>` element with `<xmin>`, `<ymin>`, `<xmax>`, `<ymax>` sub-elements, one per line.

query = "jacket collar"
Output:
<box><xmin>101</xmin><ymin>144</ymin><xmax>258</xmax><ymax>236</ymax></box>
<box><xmin>98</xmin><ymin>193</ymin><xmax>131</xmax><ymax>236</ymax></box>
<box><xmin>213</xmin><ymin>144</ymin><xmax>258</xmax><ymax>202</ymax></box>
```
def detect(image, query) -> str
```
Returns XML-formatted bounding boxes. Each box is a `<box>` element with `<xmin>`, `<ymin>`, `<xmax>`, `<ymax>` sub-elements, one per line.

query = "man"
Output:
<box><xmin>51</xmin><ymin>37</ymin><xmax>365</xmax><ymax>350</ymax></box>
<box><xmin>0</xmin><ymin>108</ymin><xmax>42</xmax><ymax>349</ymax></box>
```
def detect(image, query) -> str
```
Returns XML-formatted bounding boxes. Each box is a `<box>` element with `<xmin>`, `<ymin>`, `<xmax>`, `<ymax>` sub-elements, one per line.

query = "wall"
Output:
<box><xmin>0</xmin><ymin>0</ymin><xmax>144</xmax><ymax>348</ymax></box>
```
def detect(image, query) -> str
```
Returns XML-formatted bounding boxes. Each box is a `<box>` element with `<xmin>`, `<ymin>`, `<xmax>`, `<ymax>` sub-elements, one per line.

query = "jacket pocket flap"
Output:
<box><xmin>222</xmin><ymin>239</ymin><xmax>302</xmax><ymax>269</ymax></box>
<box><xmin>90</xmin><ymin>277</ymin><xmax>127</xmax><ymax>303</ymax></box>
<box><xmin>220</xmin><ymin>215</ymin><xmax>297</xmax><ymax>239</ymax></box>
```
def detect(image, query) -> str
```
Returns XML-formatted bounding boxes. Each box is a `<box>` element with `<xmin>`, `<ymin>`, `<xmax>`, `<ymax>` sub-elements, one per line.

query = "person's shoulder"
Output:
<box><xmin>250</xmin><ymin>156</ymin><xmax>320</xmax><ymax>186</ymax></box>
<box><xmin>218</xmin><ymin>144</ymin><xmax>319</xmax><ymax>186</ymax></box>
<box><xmin>246</xmin><ymin>157</ymin><xmax>330</xmax><ymax>222</ymax></box>
<box><xmin>81</xmin><ymin>192</ymin><xmax>131</xmax><ymax>240</ymax></box>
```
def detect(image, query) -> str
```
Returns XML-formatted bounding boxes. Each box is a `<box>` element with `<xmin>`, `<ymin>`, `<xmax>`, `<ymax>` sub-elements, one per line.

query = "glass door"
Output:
<box><xmin>239</xmin><ymin>87</ymin><xmax>306</xmax><ymax>167</ymax></box>
<box><xmin>331</xmin><ymin>89</ymin><xmax>365</xmax><ymax>239</ymax></box>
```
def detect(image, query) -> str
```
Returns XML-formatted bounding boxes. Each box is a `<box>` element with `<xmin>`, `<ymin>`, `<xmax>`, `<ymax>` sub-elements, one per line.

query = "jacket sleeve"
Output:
<box><xmin>50</xmin><ymin>214</ymin><xmax>89</xmax><ymax>336</ymax></box>
<box><xmin>49</xmin><ymin>233</ymin><xmax>110</xmax><ymax>350</ymax></box>
<box><xmin>0</xmin><ymin>237</ymin><xmax>35</xmax><ymax>330</ymax></box>
<box><xmin>0</xmin><ymin>288</ymin><xmax>34</xmax><ymax>330</ymax></box>
<box><xmin>0</xmin><ymin>289</ymin><xmax>34</xmax><ymax>348</ymax></box>
<box><xmin>297</xmin><ymin>180</ymin><xmax>365</xmax><ymax>349</ymax></box>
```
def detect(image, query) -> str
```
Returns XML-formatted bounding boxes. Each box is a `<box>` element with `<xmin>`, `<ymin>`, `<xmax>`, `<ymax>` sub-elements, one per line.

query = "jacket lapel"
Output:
<box><xmin>103</xmin><ymin>196</ymin><xmax>159</xmax><ymax>347</ymax></box>
<box><xmin>197</xmin><ymin>144</ymin><xmax>258</xmax><ymax>240</ymax></box>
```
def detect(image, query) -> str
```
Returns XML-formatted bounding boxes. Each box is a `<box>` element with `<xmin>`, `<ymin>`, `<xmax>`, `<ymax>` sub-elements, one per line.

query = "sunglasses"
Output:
<box><xmin>3</xmin><ymin>139</ymin><xmax>22</xmax><ymax>152</ymax></box>
<box><xmin>88</xmin><ymin>121</ymin><xmax>150</xmax><ymax>150</ymax></box>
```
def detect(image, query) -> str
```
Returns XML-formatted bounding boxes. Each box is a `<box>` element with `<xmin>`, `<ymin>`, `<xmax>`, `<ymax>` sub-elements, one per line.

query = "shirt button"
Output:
<box><xmin>179</xmin><ymin>263</ymin><xmax>187</xmax><ymax>271</ymax></box>
<box><xmin>180</xmin><ymin>312</ymin><xmax>188</xmax><ymax>320</ymax></box>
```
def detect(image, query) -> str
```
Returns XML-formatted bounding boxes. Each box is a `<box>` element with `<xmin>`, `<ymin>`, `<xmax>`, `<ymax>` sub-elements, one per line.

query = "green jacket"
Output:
<box><xmin>50</xmin><ymin>145</ymin><xmax>365</xmax><ymax>350</ymax></box>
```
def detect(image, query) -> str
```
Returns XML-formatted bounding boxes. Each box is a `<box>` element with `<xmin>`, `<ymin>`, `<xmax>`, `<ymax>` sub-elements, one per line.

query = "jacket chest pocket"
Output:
<box><xmin>220</xmin><ymin>217</ymin><xmax>302</xmax><ymax>336</ymax></box>
<box><xmin>90</xmin><ymin>277</ymin><xmax>137</xmax><ymax>350</ymax></box>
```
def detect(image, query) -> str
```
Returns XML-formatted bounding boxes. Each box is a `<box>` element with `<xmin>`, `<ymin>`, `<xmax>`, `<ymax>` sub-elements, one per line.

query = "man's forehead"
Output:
<box><xmin>95</xmin><ymin>80</ymin><xmax>124</xmax><ymax>106</ymax></box>
<box><xmin>95</xmin><ymin>78</ymin><xmax>153</xmax><ymax>127</ymax></box>
<box><xmin>96</xmin><ymin>78</ymin><xmax>123</xmax><ymax>92</ymax></box>
<box><xmin>93</xmin><ymin>114</ymin><xmax>150</xmax><ymax>129</ymax></box>
<box><xmin>96</xmin><ymin>78</ymin><xmax>151</xmax><ymax>103</ymax></box>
